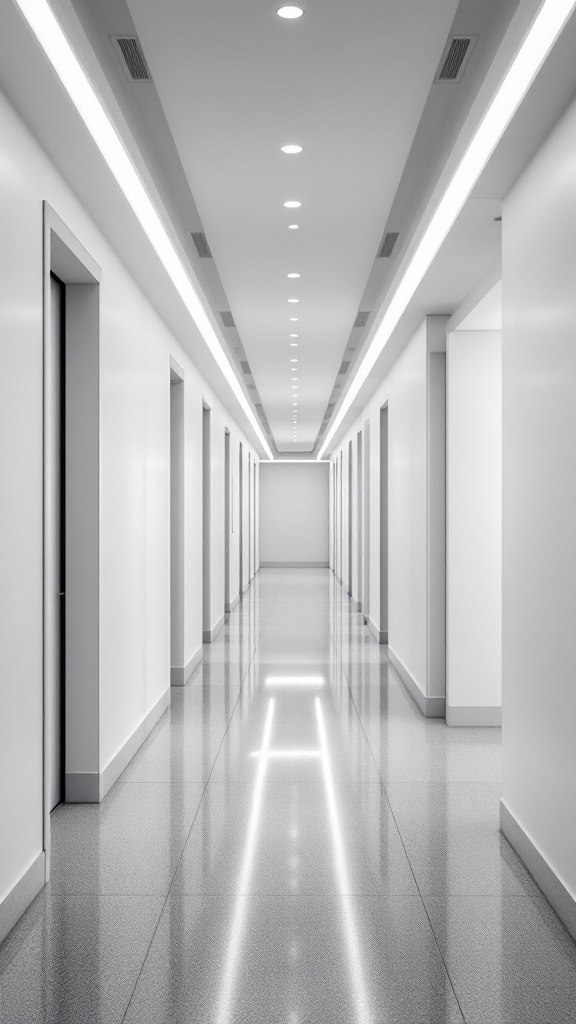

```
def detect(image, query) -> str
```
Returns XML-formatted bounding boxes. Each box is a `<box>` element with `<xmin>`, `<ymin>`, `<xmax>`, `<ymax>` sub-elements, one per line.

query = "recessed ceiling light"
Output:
<box><xmin>281</xmin><ymin>144</ymin><xmax>303</xmax><ymax>154</ymax></box>
<box><xmin>277</xmin><ymin>5</ymin><xmax>304</xmax><ymax>18</ymax></box>
<box><xmin>290</xmin><ymin>333</ymin><xmax>298</xmax><ymax>338</ymax></box>
<box><xmin>287</xmin><ymin>273</ymin><xmax>301</xmax><ymax>278</ymax></box>
<box><xmin>288</xmin><ymin>299</ymin><xmax>299</xmax><ymax>303</ymax></box>
<box><xmin>290</xmin><ymin>358</ymin><xmax>298</xmax><ymax>362</ymax></box>
<box><xmin>284</xmin><ymin>201</ymin><xmax>301</xmax><ymax>209</ymax></box>
<box><xmin>290</xmin><ymin>343</ymin><xmax>298</xmax><ymax>347</ymax></box>
<box><xmin>288</xmin><ymin>224</ymin><xmax>299</xmax><ymax>230</ymax></box>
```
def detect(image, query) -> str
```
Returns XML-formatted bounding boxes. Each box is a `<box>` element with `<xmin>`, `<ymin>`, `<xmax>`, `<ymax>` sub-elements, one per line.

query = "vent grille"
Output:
<box><xmin>378</xmin><ymin>232</ymin><xmax>399</xmax><ymax>258</ymax></box>
<box><xmin>220</xmin><ymin>310</ymin><xmax>235</xmax><ymax>328</ymax></box>
<box><xmin>353</xmin><ymin>310</ymin><xmax>370</xmax><ymax>328</ymax></box>
<box><xmin>435</xmin><ymin>36</ymin><xmax>477</xmax><ymax>82</ymax></box>
<box><xmin>191</xmin><ymin>232</ymin><xmax>212</xmax><ymax>258</ymax></box>
<box><xmin>338</xmin><ymin>361</ymin><xmax>350</xmax><ymax>375</ymax></box>
<box><xmin>112</xmin><ymin>36</ymin><xmax>150</xmax><ymax>81</ymax></box>
<box><xmin>240</xmin><ymin>360</ymin><xmax>251</xmax><ymax>375</ymax></box>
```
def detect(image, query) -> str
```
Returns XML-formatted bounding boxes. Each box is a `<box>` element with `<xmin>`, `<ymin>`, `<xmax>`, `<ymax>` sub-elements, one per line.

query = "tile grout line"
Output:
<box><xmin>332</xmin><ymin>575</ymin><xmax>469</xmax><ymax>1024</ymax></box>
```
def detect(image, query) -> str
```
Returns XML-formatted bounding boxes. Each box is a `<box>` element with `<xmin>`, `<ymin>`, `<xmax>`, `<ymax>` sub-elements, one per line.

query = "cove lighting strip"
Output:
<box><xmin>15</xmin><ymin>0</ymin><xmax>274</xmax><ymax>461</ymax></box>
<box><xmin>318</xmin><ymin>0</ymin><xmax>576</xmax><ymax>460</ymax></box>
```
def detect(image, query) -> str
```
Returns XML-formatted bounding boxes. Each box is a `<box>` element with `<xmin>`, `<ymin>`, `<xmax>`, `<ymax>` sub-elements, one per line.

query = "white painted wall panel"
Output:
<box><xmin>502</xmin><ymin>92</ymin><xmax>576</xmax><ymax>897</ymax></box>
<box><xmin>446</xmin><ymin>330</ymin><xmax>502</xmax><ymax>719</ymax></box>
<box><xmin>0</xmin><ymin>88</ymin><xmax>258</xmax><ymax>917</ymax></box>
<box><xmin>259</xmin><ymin>463</ymin><xmax>329</xmax><ymax>565</ymax></box>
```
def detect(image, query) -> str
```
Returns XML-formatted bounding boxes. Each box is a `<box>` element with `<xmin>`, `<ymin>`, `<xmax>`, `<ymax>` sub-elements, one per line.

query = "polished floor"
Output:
<box><xmin>2</xmin><ymin>568</ymin><xmax>576</xmax><ymax>1023</ymax></box>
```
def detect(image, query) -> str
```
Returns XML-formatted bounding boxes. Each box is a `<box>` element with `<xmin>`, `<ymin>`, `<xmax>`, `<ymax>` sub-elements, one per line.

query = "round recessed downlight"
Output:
<box><xmin>287</xmin><ymin>273</ymin><xmax>301</xmax><ymax>278</ymax></box>
<box><xmin>290</xmin><ymin>358</ymin><xmax>298</xmax><ymax>362</ymax></box>
<box><xmin>281</xmin><ymin>144</ymin><xmax>303</xmax><ymax>154</ymax></box>
<box><xmin>288</xmin><ymin>298</ymin><xmax>299</xmax><ymax>303</ymax></box>
<box><xmin>290</xmin><ymin>334</ymin><xmax>298</xmax><ymax>338</ymax></box>
<box><xmin>289</xmin><ymin>317</ymin><xmax>298</xmax><ymax>321</ymax></box>
<box><xmin>277</xmin><ymin>5</ymin><xmax>304</xmax><ymax>18</ymax></box>
<box><xmin>283</xmin><ymin>200</ymin><xmax>301</xmax><ymax>209</ymax></box>
<box><xmin>290</xmin><ymin>343</ymin><xmax>298</xmax><ymax>347</ymax></box>
<box><xmin>288</xmin><ymin>224</ymin><xmax>299</xmax><ymax>230</ymax></box>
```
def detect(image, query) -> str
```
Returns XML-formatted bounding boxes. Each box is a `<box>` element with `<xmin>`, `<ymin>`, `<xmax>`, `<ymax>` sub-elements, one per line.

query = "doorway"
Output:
<box><xmin>46</xmin><ymin>273</ymin><xmax>65</xmax><ymax>813</ymax></box>
<box><xmin>362</xmin><ymin>419</ymin><xmax>370</xmax><ymax>621</ymax></box>
<box><xmin>239</xmin><ymin>441</ymin><xmax>244</xmax><ymax>595</ymax></box>
<box><xmin>44</xmin><ymin>203</ymin><xmax>101</xmax><ymax>847</ymax></box>
<box><xmin>170</xmin><ymin>362</ymin><xmax>184</xmax><ymax>681</ymax></box>
<box><xmin>380</xmin><ymin>405</ymin><xmax>389</xmax><ymax>643</ymax></box>
<box><xmin>356</xmin><ymin>430</ymin><xmax>363</xmax><ymax>610</ymax></box>
<box><xmin>348</xmin><ymin>440</ymin><xmax>353</xmax><ymax>595</ymax></box>
<box><xmin>225</xmin><ymin>430</ymin><xmax>231</xmax><ymax>612</ymax></box>
<box><xmin>202</xmin><ymin>403</ymin><xmax>211</xmax><ymax>641</ymax></box>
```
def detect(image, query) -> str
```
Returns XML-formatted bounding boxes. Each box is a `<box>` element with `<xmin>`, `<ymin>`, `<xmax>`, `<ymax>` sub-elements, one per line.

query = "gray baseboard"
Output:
<box><xmin>501</xmin><ymin>800</ymin><xmax>576</xmax><ymax>942</ymax></box>
<box><xmin>225</xmin><ymin>592</ymin><xmax>240</xmax><ymax>614</ymax></box>
<box><xmin>65</xmin><ymin>688</ymin><xmax>171</xmax><ymax>803</ymax></box>
<box><xmin>0</xmin><ymin>852</ymin><xmax>45</xmax><ymax>946</ymax></box>
<box><xmin>171</xmin><ymin>645</ymin><xmax>203</xmax><ymax>686</ymax></box>
<box><xmin>260</xmin><ymin>561</ymin><xmax>329</xmax><ymax>568</ymax></box>
<box><xmin>389</xmin><ymin>647</ymin><xmax>446</xmax><ymax>718</ymax></box>
<box><xmin>368</xmin><ymin>617</ymin><xmax>388</xmax><ymax>644</ymax></box>
<box><xmin>447</xmin><ymin>705</ymin><xmax>502</xmax><ymax>727</ymax></box>
<box><xmin>203</xmin><ymin>613</ymin><xmax>225</xmax><ymax>644</ymax></box>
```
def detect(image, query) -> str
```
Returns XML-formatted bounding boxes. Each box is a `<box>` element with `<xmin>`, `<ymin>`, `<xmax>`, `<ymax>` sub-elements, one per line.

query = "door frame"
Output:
<box><xmin>43</xmin><ymin>203</ymin><xmax>101</xmax><ymax>876</ymax></box>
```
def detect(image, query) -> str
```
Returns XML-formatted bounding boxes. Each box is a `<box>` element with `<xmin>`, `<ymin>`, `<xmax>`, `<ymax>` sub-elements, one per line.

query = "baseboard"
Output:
<box><xmin>0</xmin><ymin>852</ymin><xmax>45</xmax><ymax>946</ymax></box>
<box><xmin>171</xmin><ymin>646</ymin><xmax>203</xmax><ymax>686</ymax></box>
<box><xmin>259</xmin><ymin>561</ymin><xmax>329</xmax><ymax>568</ymax></box>
<box><xmin>65</xmin><ymin>688</ymin><xmax>171</xmax><ymax>803</ymax></box>
<box><xmin>350</xmin><ymin>597</ymin><xmax>362</xmax><ymax>612</ymax></box>
<box><xmin>447</xmin><ymin>705</ymin><xmax>502</xmax><ymax>727</ymax></box>
<box><xmin>388</xmin><ymin>647</ymin><xmax>445</xmax><ymax>718</ymax></box>
<box><xmin>203</xmin><ymin>613</ymin><xmax>225</xmax><ymax>644</ymax></box>
<box><xmin>225</xmin><ymin>592</ymin><xmax>240</xmax><ymax>614</ymax></box>
<box><xmin>501</xmin><ymin>800</ymin><xmax>576</xmax><ymax>942</ymax></box>
<box><xmin>368</xmin><ymin>617</ymin><xmax>388</xmax><ymax>644</ymax></box>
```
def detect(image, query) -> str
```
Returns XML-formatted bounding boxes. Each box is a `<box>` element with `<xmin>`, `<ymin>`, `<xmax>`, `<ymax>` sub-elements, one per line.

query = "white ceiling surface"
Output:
<box><xmin>126</xmin><ymin>0</ymin><xmax>460</xmax><ymax>450</ymax></box>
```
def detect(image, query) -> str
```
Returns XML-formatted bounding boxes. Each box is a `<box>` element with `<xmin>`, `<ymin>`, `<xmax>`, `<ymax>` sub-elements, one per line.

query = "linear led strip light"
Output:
<box><xmin>14</xmin><ymin>0</ymin><xmax>274</xmax><ymax>462</ymax></box>
<box><xmin>318</xmin><ymin>0</ymin><xmax>576</xmax><ymax>460</ymax></box>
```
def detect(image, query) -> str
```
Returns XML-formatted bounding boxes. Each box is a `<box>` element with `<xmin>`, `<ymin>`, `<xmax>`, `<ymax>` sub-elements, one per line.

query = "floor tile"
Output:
<box><xmin>123</xmin><ymin>895</ymin><xmax>464</xmax><ymax>1024</ymax></box>
<box><xmin>425</xmin><ymin>894</ymin><xmax>576</xmax><ymax>1023</ymax></box>
<box><xmin>172</xmin><ymin>782</ymin><xmax>418</xmax><ymax>896</ymax></box>
<box><xmin>385</xmin><ymin>783</ymin><xmax>537</xmax><ymax>895</ymax></box>
<box><xmin>49</xmin><ymin>783</ymin><xmax>204</xmax><ymax>894</ymax></box>
<box><xmin>0</xmin><ymin>893</ymin><xmax>163</xmax><ymax>1024</ymax></box>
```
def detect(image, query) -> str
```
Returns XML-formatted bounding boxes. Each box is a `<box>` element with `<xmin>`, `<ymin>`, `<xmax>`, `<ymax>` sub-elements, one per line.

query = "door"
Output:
<box><xmin>46</xmin><ymin>274</ymin><xmax>65</xmax><ymax>811</ymax></box>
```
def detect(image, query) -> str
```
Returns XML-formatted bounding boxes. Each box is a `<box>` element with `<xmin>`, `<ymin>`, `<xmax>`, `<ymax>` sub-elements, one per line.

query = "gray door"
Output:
<box><xmin>46</xmin><ymin>275</ymin><xmax>65</xmax><ymax>811</ymax></box>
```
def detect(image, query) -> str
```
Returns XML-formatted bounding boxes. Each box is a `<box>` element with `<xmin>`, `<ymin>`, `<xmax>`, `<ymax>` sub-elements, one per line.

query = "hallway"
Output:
<box><xmin>2</xmin><ymin>569</ymin><xmax>576</xmax><ymax>1023</ymax></box>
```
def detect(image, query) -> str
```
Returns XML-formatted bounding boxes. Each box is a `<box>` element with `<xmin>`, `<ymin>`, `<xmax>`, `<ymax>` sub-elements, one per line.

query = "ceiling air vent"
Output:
<box><xmin>220</xmin><ymin>311</ymin><xmax>235</xmax><ymax>328</ymax></box>
<box><xmin>191</xmin><ymin>232</ymin><xmax>212</xmax><ymax>258</ymax></box>
<box><xmin>240</xmin><ymin>360</ymin><xmax>251</xmax><ymax>375</ymax></box>
<box><xmin>112</xmin><ymin>36</ymin><xmax>150</xmax><ymax>81</ymax></box>
<box><xmin>338</xmin><ymin>361</ymin><xmax>350</xmax><ymax>375</ymax></box>
<box><xmin>435</xmin><ymin>36</ymin><xmax>477</xmax><ymax>83</ymax></box>
<box><xmin>378</xmin><ymin>231</ymin><xmax>399</xmax><ymax>258</ymax></box>
<box><xmin>353</xmin><ymin>310</ymin><xmax>370</xmax><ymax>328</ymax></box>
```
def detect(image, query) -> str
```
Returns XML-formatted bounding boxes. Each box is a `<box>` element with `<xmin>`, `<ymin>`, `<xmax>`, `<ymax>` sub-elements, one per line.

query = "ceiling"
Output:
<box><xmin>123</xmin><ymin>0</ymin><xmax>461</xmax><ymax>451</ymax></box>
<box><xmin>2</xmin><ymin>0</ymin><xmax>575</xmax><ymax>459</ymax></box>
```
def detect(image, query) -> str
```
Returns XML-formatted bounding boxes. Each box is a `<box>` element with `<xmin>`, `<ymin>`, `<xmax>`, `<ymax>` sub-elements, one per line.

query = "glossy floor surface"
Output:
<box><xmin>2</xmin><ymin>569</ymin><xmax>576</xmax><ymax>1023</ymax></box>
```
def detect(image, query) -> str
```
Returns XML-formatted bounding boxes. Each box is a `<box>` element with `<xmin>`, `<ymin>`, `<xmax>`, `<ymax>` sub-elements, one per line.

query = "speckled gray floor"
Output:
<box><xmin>2</xmin><ymin>568</ymin><xmax>576</xmax><ymax>1023</ymax></box>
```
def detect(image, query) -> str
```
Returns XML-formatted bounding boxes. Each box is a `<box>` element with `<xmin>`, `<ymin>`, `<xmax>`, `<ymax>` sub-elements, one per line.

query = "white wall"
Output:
<box><xmin>446</xmin><ymin>330</ymin><xmax>502</xmax><ymax>725</ymax></box>
<box><xmin>259</xmin><ymin>463</ymin><xmax>329</xmax><ymax>566</ymax></box>
<box><xmin>0</xmin><ymin>86</ymin><xmax>259</xmax><ymax>930</ymax></box>
<box><xmin>501</xmin><ymin>91</ymin><xmax>576</xmax><ymax>910</ymax></box>
<box><xmin>331</xmin><ymin>317</ymin><xmax>447</xmax><ymax>715</ymax></box>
